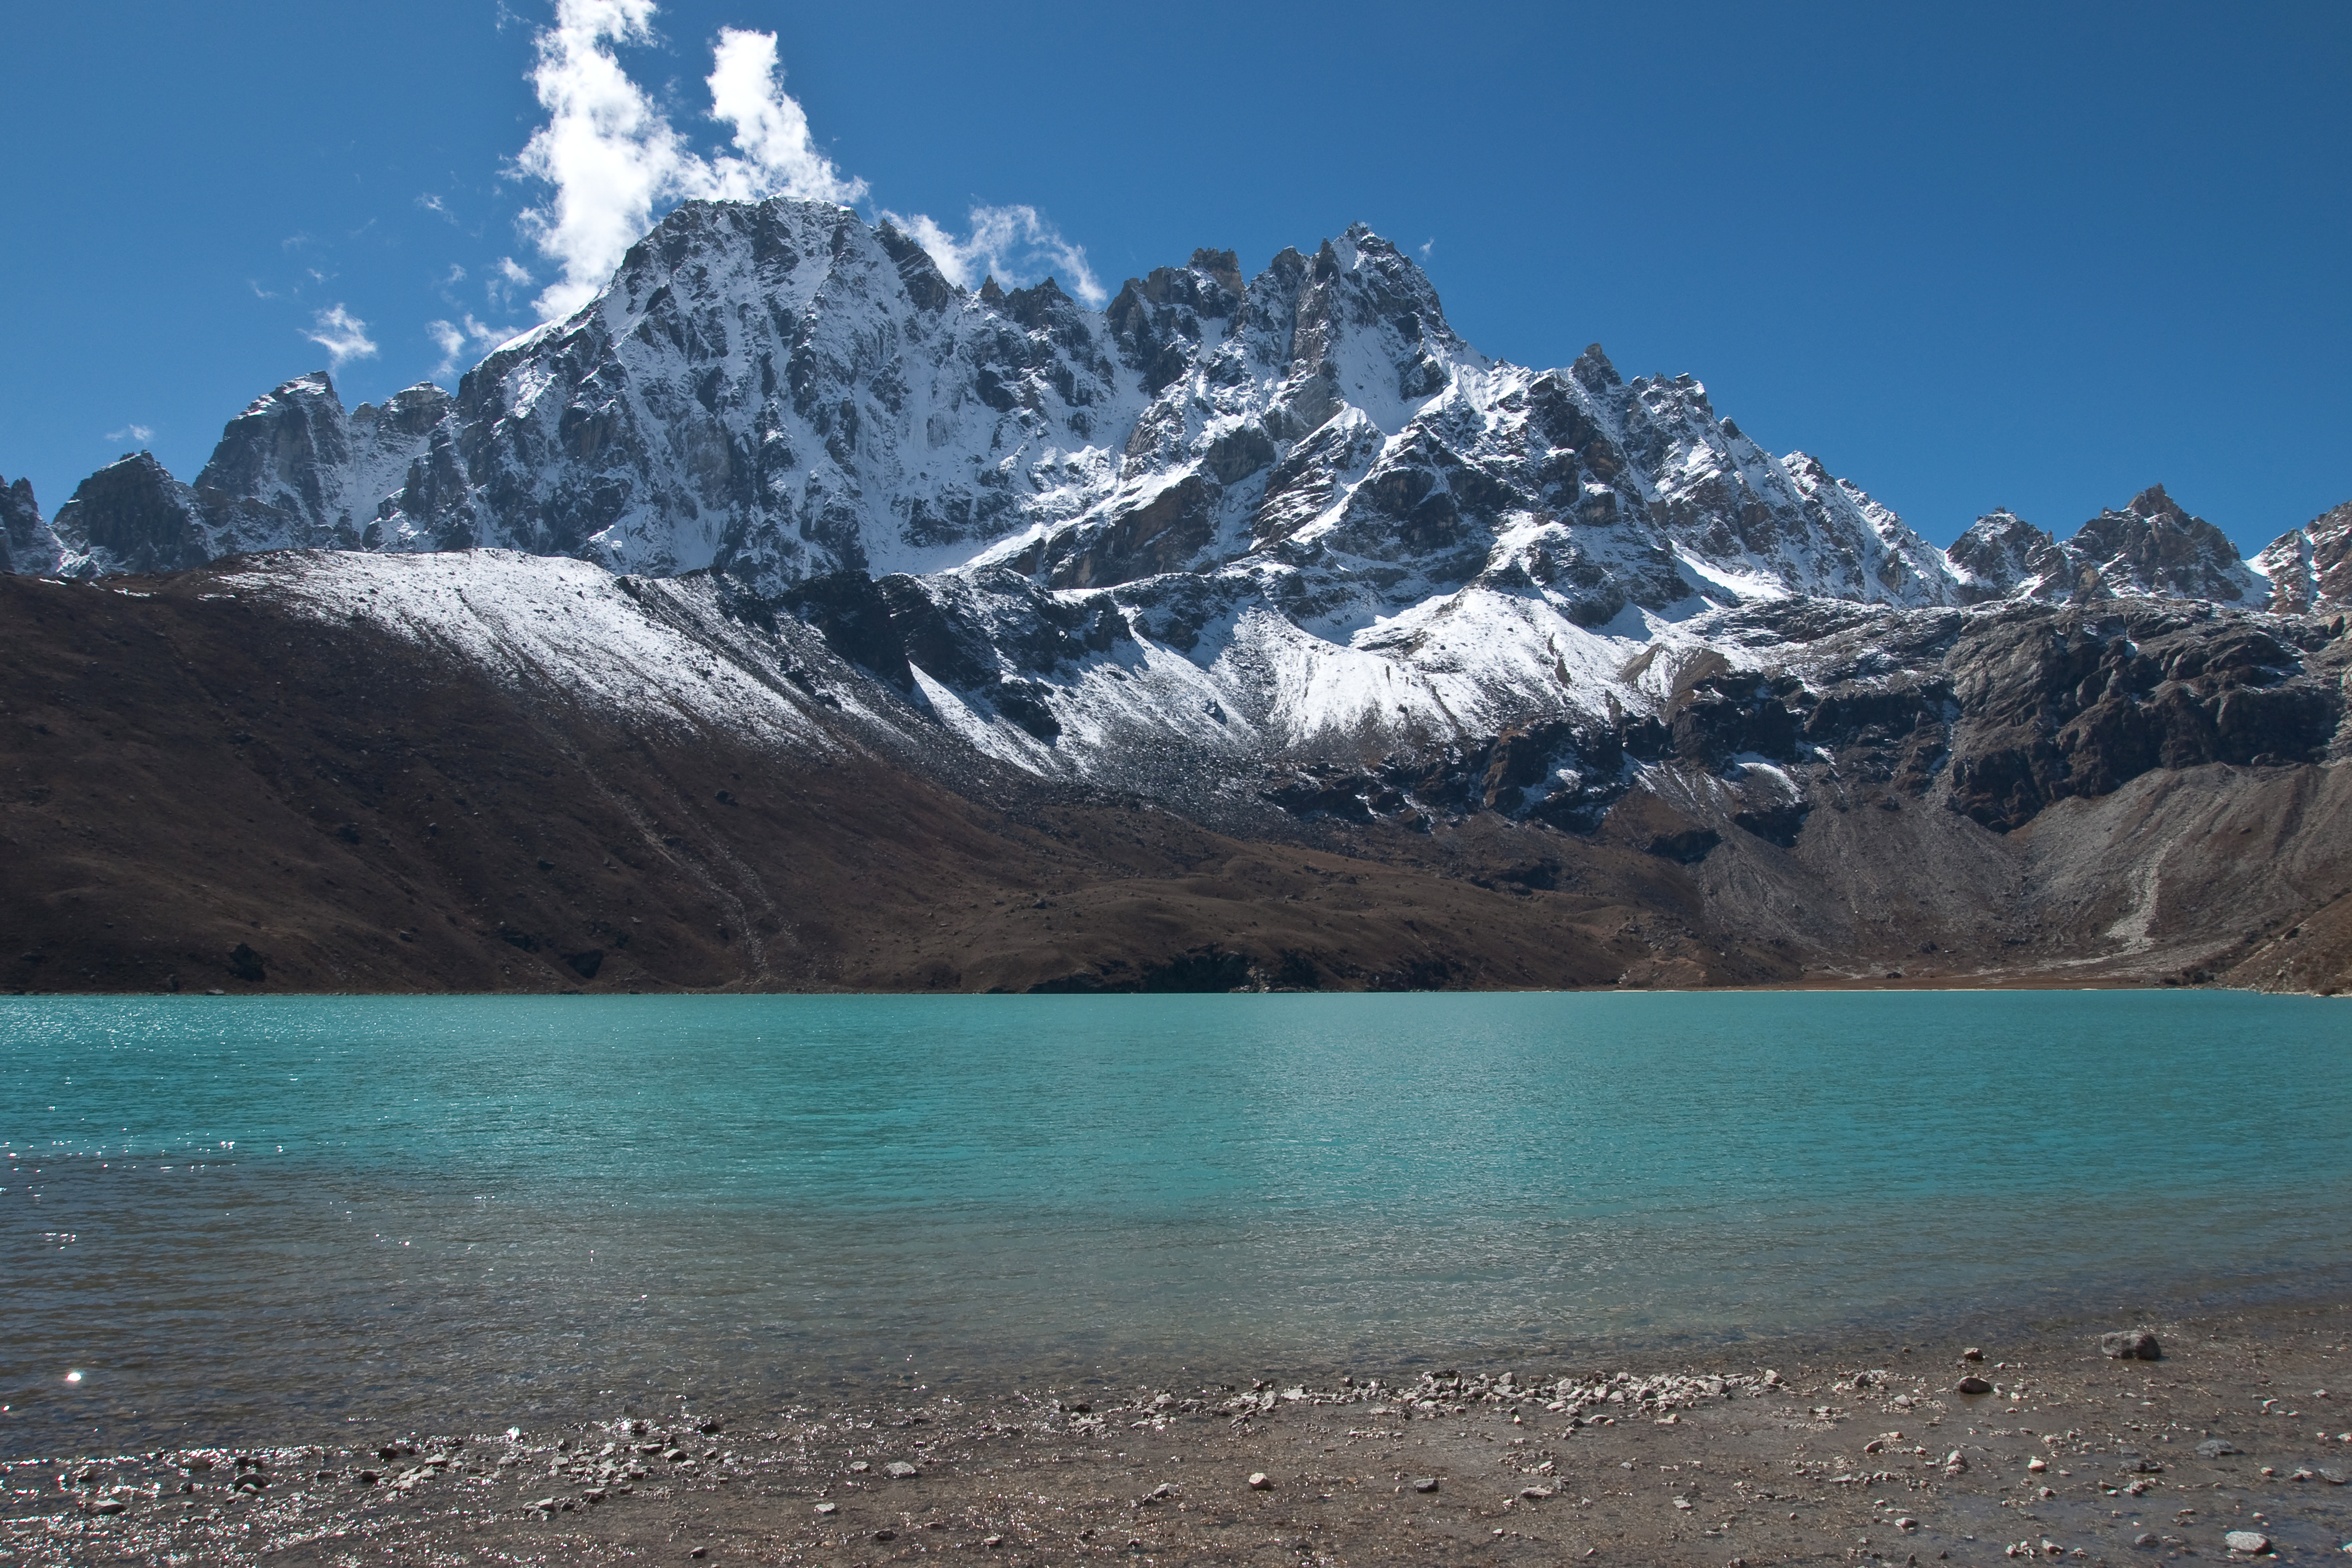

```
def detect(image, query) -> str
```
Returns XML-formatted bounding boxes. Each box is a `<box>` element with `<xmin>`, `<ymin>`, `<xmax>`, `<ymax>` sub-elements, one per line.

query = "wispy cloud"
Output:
<box><xmin>1419</xmin><ymin>238</ymin><xmax>1436</xmax><ymax>260</ymax></box>
<box><xmin>883</xmin><ymin>204</ymin><xmax>1106</xmax><ymax>307</ymax></box>
<box><xmin>303</xmin><ymin>304</ymin><xmax>380</xmax><ymax>367</ymax></box>
<box><xmin>508</xmin><ymin>2</ymin><xmax>1101</xmax><ymax>317</ymax></box>
<box><xmin>107</xmin><ymin>424</ymin><xmax>155</xmax><ymax>446</ymax></box>
<box><xmin>426</xmin><ymin>321</ymin><xmax>467</xmax><ymax>378</ymax></box>
<box><xmin>486</xmin><ymin>256</ymin><xmax>536</xmax><ymax>312</ymax></box>
<box><xmin>425</xmin><ymin>314</ymin><xmax>512</xmax><ymax>378</ymax></box>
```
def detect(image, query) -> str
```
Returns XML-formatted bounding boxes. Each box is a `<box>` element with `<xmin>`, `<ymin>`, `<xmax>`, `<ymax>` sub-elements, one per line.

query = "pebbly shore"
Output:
<box><xmin>6</xmin><ymin>1301</ymin><xmax>2352</xmax><ymax>1566</ymax></box>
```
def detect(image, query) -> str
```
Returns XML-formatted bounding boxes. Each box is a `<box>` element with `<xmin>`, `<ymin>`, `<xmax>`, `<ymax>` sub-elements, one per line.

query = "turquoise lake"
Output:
<box><xmin>2</xmin><ymin>990</ymin><xmax>2347</xmax><ymax>1454</ymax></box>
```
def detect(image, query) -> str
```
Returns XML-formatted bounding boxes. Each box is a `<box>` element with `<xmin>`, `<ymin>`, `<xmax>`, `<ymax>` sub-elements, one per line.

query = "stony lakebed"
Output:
<box><xmin>8</xmin><ymin>1302</ymin><xmax>2352</xmax><ymax>1567</ymax></box>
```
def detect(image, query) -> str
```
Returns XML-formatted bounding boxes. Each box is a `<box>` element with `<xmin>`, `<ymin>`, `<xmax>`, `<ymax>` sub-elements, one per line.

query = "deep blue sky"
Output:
<box><xmin>2</xmin><ymin>1</ymin><xmax>2346</xmax><ymax>551</ymax></box>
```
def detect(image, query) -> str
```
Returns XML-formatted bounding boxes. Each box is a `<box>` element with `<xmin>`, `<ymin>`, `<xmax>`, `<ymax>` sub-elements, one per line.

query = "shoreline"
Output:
<box><xmin>0</xmin><ymin>977</ymin><xmax>2339</xmax><ymax>998</ymax></box>
<box><xmin>9</xmin><ymin>1293</ymin><xmax>2352</xmax><ymax>1566</ymax></box>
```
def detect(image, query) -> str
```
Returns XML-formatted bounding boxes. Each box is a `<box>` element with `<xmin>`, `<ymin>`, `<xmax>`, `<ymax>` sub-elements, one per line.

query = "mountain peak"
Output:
<box><xmin>50</xmin><ymin>450</ymin><xmax>211</xmax><ymax>577</ymax></box>
<box><xmin>1945</xmin><ymin>487</ymin><xmax>2259</xmax><ymax>607</ymax></box>
<box><xmin>0</xmin><ymin>472</ymin><xmax>60</xmax><ymax>576</ymax></box>
<box><xmin>1570</xmin><ymin>343</ymin><xmax>1620</xmax><ymax>392</ymax></box>
<box><xmin>1188</xmin><ymin>247</ymin><xmax>1244</xmax><ymax>293</ymax></box>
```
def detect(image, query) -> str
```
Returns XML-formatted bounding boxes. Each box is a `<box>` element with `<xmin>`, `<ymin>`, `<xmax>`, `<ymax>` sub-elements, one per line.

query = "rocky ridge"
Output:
<box><xmin>5</xmin><ymin>550</ymin><xmax>2350</xmax><ymax>999</ymax></box>
<box><xmin>1946</xmin><ymin>484</ymin><xmax>2267</xmax><ymax>607</ymax></box>
<box><xmin>34</xmin><ymin>197</ymin><xmax>2327</xmax><ymax>624</ymax></box>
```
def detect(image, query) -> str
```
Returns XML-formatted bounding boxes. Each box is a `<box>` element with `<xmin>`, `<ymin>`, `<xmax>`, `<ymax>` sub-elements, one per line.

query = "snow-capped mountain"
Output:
<box><xmin>30</xmin><ymin>195</ymin><xmax>2337</xmax><ymax>639</ymax></box>
<box><xmin>5</xmin><ymin>194</ymin><xmax>2350</xmax><ymax>998</ymax></box>
<box><xmin>33</xmin><ymin>197</ymin><xmax>1975</xmax><ymax>614</ymax></box>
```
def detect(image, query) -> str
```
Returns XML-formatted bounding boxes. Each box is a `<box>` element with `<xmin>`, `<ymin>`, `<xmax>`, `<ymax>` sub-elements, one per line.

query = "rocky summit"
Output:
<box><xmin>4</xmin><ymin>196</ymin><xmax>2350</xmax><ymax>996</ymax></box>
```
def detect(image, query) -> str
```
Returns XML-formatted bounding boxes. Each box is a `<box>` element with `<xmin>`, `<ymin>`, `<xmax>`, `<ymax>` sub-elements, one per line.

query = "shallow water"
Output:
<box><xmin>2</xmin><ymin>990</ymin><xmax>2346</xmax><ymax>1454</ymax></box>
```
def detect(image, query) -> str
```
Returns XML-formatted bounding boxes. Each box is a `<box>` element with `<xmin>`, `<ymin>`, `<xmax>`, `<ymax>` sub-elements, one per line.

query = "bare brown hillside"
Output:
<box><xmin>4</xmin><ymin>560</ymin><xmax>2348</xmax><ymax>996</ymax></box>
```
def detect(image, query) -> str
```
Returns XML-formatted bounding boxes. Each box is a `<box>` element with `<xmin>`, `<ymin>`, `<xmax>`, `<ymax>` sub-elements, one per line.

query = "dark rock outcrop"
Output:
<box><xmin>1944</xmin><ymin>604</ymin><xmax>2340</xmax><ymax>830</ymax></box>
<box><xmin>0</xmin><ymin>473</ymin><xmax>58</xmax><ymax>575</ymax></box>
<box><xmin>49</xmin><ymin>453</ymin><xmax>214</xmax><ymax>576</ymax></box>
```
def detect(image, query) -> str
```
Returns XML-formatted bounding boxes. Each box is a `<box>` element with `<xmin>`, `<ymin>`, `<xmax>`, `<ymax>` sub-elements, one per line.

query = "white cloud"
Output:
<box><xmin>512</xmin><ymin>1</ymin><xmax>863</xmax><ymax>321</ymax></box>
<box><xmin>883</xmin><ymin>202</ymin><xmax>1107</xmax><ymax>307</ymax></box>
<box><xmin>106</xmin><ymin>424</ymin><xmax>155</xmax><ymax>446</ymax></box>
<box><xmin>426</xmin><ymin>314</ymin><xmax>511</xmax><ymax>378</ymax></box>
<box><xmin>303</xmin><ymin>304</ymin><xmax>379</xmax><ymax>367</ymax></box>
<box><xmin>512</xmin><ymin>0</ymin><xmax>676</xmax><ymax>320</ymax></box>
<box><xmin>700</xmin><ymin>28</ymin><xmax>865</xmax><ymax>206</ymax></box>
<box><xmin>1419</xmin><ymin>237</ymin><xmax>1435</xmax><ymax>260</ymax></box>
<box><xmin>507</xmin><ymin>3</ymin><xmax>1100</xmax><ymax>321</ymax></box>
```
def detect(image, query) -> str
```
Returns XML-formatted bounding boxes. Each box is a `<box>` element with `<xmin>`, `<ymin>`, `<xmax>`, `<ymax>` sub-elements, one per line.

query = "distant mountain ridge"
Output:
<box><xmin>9</xmin><ymin>196</ymin><xmax>2341</xmax><ymax>625</ymax></box>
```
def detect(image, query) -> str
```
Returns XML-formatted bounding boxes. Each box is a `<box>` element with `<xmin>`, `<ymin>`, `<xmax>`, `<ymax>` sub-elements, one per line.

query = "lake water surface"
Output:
<box><xmin>3</xmin><ymin>990</ymin><xmax>2347</xmax><ymax>1454</ymax></box>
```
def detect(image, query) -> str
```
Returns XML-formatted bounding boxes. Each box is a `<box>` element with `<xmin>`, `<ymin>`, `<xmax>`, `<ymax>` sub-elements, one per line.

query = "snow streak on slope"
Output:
<box><xmin>249</xmin><ymin>551</ymin><xmax>858</xmax><ymax>752</ymax></box>
<box><xmin>2255</xmin><ymin>499</ymin><xmax>2352</xmax><ymax>615</ymax></box>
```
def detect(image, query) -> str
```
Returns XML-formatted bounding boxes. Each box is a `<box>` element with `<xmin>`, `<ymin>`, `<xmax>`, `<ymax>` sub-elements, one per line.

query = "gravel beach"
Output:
<box><xmin>8</xmin><ymin>1300</ymin><xmax>2352</xmax><ymax>1566</ymax></box>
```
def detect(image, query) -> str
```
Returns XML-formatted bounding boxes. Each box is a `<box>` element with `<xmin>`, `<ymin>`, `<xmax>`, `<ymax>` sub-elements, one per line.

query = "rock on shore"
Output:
<box><xmin>7</xmin><ymin>1303</ymin><xmax>2351</xmax><ymax>1566</ymax></box>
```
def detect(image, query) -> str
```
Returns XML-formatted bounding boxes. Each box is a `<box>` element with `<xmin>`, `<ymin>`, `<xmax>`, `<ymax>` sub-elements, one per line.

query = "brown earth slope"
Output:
<box><xmin>4</xmin><ymin>560</ymin><xmax>2350</xmax><ymax>996</ymax></box>
<box><xmin>0</xmin><ymin>567</ymin><xmax>1688</xmax><ymax>996</ymax></box>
